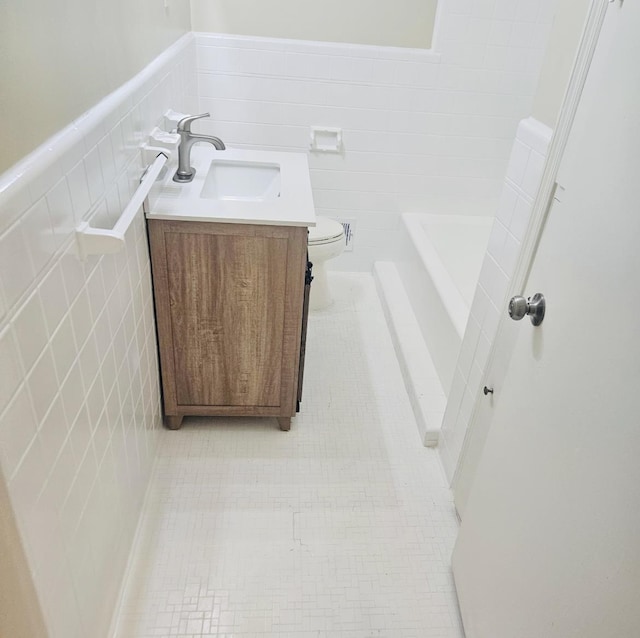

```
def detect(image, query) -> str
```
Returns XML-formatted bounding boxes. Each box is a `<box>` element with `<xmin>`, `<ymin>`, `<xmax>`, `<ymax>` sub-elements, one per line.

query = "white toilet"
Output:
<box><xmin>308</xmin><ymin>217</ymin><xmax>346</xmax><ymax>310</ymax></box>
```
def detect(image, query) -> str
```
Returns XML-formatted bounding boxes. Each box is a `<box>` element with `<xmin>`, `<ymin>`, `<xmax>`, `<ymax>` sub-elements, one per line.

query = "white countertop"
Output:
<box><xmin>145</xmin><ymin>147</ymin><xmax>316</xmax><ymax>227</ymax></box>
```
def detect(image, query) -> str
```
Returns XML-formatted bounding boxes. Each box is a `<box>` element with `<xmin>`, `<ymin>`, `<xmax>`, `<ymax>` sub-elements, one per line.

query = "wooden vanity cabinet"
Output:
<box><xmin>148</xmin><ymin>219</ymin><xmax>309</xmax><ymax>431</ymax></box>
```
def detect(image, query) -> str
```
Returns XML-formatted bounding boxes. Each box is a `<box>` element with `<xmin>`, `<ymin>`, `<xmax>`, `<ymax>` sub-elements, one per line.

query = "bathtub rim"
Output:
<box><xmin>401</xmin><ymin>212</ymin><xmax>492</xmax><ymax>340</ymax></box>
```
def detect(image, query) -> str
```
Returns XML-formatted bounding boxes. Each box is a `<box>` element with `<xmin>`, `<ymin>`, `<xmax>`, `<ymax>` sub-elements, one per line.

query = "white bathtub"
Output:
<box><xmin>396</xmin><ymin>213</ymin><xmax>493</xmax><ymax>395</ymax></box>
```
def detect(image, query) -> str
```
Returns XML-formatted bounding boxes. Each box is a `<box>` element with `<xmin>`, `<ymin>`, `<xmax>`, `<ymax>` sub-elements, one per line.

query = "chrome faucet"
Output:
<box><xmin>173</xmin><ymin>113</ymin><xmax>225</xmax><ymax>183</ymax></box>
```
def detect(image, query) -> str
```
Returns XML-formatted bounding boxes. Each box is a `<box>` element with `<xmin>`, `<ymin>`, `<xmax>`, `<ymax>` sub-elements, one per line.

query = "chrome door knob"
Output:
<box><xmin>508</xmin><ymin>293</ymin><xmax>546</xmax><ymax>326</ymax></box>
<box><xmin>508</xmin><ymin>296</ymin><xmax>529</xmax><ymax>320</ymax></box>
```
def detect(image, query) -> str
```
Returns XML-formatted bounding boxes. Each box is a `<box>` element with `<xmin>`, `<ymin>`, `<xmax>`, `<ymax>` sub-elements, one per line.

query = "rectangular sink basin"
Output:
<box><xmin>147</xmin><ymin>147</ymin><xmax>316</xmax><ymax>228</ymax></box>
<box><xmin>200</xmin><ymin>160</ymin><xmax>281</xmax><ymax>201</ymax></box>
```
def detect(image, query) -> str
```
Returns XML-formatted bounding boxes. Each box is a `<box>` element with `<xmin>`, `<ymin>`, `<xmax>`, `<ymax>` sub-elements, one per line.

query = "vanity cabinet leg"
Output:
<box><xmin>165</xmin><ymin>415</ymin><xmax>184</xmax><ymax>430</ymax></box>
<box><xmin>277</xmin><ymin>417</ymin><xmax>291</xmax><ymax>432</ymax></box>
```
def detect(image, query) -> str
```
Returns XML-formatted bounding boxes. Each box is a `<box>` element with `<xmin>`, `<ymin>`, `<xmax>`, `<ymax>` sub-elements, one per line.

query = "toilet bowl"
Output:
<box><xmin>308</xmin><ymin>217</ymin><xmax>345</xmax><ymax>310</ymax></box>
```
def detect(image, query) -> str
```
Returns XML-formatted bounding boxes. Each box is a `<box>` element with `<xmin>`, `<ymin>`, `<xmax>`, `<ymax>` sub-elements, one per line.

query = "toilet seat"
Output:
<box><xmin>308</xmin><ymin>217</ymin><xmax>344</xmax><ymax>246</ymax></box>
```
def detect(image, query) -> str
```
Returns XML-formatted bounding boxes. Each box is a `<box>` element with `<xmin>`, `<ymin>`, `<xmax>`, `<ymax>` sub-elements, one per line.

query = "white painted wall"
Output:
<box><xmin>532</xmin><ymin>0</ymin><xmax>591</xmax><ymax>128</ymax></box>
<box><xmin>190</xmin><ymin>0</ymin><xmax>438</xmax><ymax>49</ymax></box>
<box><xmin>0</xmin><ymin>0</ymin><xmax>191</xmax><ymax>172</ymax></box>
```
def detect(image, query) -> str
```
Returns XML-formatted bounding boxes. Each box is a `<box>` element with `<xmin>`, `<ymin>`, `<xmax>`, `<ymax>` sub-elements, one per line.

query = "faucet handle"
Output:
<box><xmin>177</xmin><ymin>112</ymin><xmax>210</xmax><ymax>133</ymax></box>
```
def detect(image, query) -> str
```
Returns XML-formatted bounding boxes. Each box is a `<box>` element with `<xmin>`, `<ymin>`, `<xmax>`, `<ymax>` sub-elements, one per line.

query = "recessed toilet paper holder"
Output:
<box><xmin>310</xmin><ymin>126</ymin><xmax>343</xmax><ymax>153</ymax></box>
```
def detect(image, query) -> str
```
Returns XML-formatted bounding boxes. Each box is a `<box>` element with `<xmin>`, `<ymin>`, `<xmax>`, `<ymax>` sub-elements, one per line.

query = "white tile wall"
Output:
<box><xmin>0</xmin><ymin>34</ymin><xmax>197</xmax><ymax>638</ymax></box>
<box><xmin>193</xmin><ymin>0</ymin><xmax>555</xmax><ymax>270</ymax></box>
<box><xmin>439</xmin><ymin>117</ymin><xmax>553</xmax><ymax>482</ymax></box>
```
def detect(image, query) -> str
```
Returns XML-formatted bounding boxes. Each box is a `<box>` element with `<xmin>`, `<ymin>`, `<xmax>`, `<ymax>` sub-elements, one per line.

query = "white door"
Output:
<box><xmin>452</xmin><ymin>3</ymin><xmax>640</xmax><ymax>637</ymax></box>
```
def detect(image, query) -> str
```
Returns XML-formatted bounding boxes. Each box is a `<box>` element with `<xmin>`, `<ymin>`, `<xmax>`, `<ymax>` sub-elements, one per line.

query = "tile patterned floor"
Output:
<box><xmin>113</xmin><ymin>273</ymin><xmax>464</xmax><ymax>638</ymax></box>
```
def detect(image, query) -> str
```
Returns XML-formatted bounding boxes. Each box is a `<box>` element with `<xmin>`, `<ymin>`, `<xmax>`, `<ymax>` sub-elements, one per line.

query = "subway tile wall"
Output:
<box><xmin>0</xmin><ymin>34</ymin><xmax>197</xmax><ymax>637</ymax></box>
<box><xmin>193</xmin><ymin>0</ymin><xmax>556</xmax><ymax>270</ymax></box>
<box><xmin>438</xmin><ymin>117</ymin><xmax>553</xmax><ymax>482</ymax></box>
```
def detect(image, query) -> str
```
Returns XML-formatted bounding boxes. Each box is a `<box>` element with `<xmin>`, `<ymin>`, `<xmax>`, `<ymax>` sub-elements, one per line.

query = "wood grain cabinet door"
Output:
<box><xmin>149</xmin><ymin>220</ymin><xmax>307</xmax><ymax>417</ymax></box>
<box><xmin>167</xmin><ymin>230</ymin><xmax>286</xmax><ymax>407</ymax></box>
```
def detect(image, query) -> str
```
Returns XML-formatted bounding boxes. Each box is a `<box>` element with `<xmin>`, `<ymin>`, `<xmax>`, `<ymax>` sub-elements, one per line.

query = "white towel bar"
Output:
<box><xmin>75</xmin><ymin>152</ymin><xmax>167</xmax><ymax>259</ymax></box>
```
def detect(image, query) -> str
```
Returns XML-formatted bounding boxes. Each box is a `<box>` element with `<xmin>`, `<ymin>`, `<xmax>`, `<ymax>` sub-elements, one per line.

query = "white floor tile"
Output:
<box><xmin>113</xmin><ymin>273</ymin><xmax>463</xmax><ymax>638</ymax></box>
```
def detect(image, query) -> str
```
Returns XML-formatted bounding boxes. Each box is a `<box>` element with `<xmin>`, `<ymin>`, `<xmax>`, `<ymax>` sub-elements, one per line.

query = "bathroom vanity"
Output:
<box><xmin>146</xmin><ymin>147</ymin><xmax>316</xmax><ymax>430</ymax></box>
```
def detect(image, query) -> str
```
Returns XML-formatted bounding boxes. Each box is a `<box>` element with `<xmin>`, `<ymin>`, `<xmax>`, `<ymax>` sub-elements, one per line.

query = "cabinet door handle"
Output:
<box><xmin>305</xmin><ymin>261</ymin><xmax>314</xmax><ymax>285</ymax></box>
